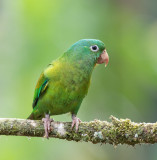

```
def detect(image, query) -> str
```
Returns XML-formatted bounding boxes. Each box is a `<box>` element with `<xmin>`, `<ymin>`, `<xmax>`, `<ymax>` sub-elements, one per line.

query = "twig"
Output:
<box><xmin>0</xmin><ymin>116</ymin><xmax>157</xmax><ymax>146</ymax></box>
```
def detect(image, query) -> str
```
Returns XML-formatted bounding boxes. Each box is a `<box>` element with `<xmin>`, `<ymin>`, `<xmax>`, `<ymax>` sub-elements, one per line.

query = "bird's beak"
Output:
<box><xmin>97</xmin><ymin>49</ymin><xmax>109</xmax><ymax>67</ymax></box>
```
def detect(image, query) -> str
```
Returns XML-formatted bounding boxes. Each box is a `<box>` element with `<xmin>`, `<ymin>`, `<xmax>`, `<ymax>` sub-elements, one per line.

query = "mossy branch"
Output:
<box><xmin>0</xmin><ymin>116</ymin><xmax>157</xmax><ymax>146</ymax></box>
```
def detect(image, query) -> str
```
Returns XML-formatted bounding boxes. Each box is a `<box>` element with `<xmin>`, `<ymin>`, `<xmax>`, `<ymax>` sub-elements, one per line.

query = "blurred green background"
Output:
<box><xmin>0</xmin><ymin>0</ymin><xmax>157</xmax><ymax>160</ymax></box>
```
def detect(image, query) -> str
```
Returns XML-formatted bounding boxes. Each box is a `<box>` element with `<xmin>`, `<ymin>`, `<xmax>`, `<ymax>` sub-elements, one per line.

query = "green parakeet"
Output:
<box><xmin>28</xmin><ymin>39</ymin><xmax>109</xmax><ymax>138</ymax></box>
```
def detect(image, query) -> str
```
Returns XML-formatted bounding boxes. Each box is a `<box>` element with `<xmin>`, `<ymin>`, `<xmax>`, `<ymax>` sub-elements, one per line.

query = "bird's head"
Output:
<box><xmin>65</xmin><ymin>39</ymin><xmax>109</xmax><ymax>67</ymax></box>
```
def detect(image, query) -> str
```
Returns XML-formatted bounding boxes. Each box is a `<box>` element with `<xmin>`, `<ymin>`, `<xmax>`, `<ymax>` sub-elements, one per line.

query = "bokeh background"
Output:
<box><xmin>0</xmin><ymin>0</ymin><xmax>157</xmax><ymax>159</ymax></box>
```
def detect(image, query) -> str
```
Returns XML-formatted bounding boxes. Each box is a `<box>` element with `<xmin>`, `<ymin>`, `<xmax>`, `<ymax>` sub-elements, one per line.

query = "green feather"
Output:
<box><xmin>32</xmin><ymin>72</ymin><xmax>49</xmax><ymax>108</ymax></box>
<box><xmin>28</xmin><ymin>39</ymin><xmax>106</xmax><ymax>120</ymax></box>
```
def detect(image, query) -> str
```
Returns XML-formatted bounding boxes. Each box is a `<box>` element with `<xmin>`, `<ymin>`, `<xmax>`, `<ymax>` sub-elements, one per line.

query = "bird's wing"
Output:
<box><xmin>32</xmin><ymin>72</ymin><xmax>49</xmax><ymax>108</ymax></box>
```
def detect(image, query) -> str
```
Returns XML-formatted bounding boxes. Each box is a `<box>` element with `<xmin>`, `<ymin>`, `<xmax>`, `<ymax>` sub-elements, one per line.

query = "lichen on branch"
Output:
<box><xmin>0</xmin><ymin>116</ymin><xmax>157</xmax><ymax>146</ymax></box>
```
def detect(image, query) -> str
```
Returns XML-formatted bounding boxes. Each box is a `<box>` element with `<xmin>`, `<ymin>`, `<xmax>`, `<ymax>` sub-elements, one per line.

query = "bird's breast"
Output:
<box><xmin>39</xmin><ymin>62</ymin><xmax>91</xmax><ymax>115</ymax></box>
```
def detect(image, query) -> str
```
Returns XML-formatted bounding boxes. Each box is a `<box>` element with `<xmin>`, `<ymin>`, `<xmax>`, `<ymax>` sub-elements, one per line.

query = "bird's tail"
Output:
<box><xmin>27</xmin><ymin>110</ymin><xmax>43</xmax><ymax>120</ymax></box>
<box><xmin>27</xmin><ymin>112</ymin><xmax>35</xmax><ymax>120</ymax></box>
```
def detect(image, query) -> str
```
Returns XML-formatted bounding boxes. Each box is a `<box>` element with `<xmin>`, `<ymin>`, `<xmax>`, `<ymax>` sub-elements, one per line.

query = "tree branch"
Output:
<box><xmin>0</xmin><ymin>116</ymin><xmax>157</xmax><ymax>146</ymax></box>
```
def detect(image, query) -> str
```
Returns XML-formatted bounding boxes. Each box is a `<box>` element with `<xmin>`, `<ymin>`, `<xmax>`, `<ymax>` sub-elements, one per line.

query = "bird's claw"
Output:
<box><xmin>71</xmin><ymin>115</ymin><xmax>81</xmax><ymax>132</ymax></box>
<box><xmin>42</xmin><ymin>114</ymin><xmax>53</xmax><ymax>139</ymax></box>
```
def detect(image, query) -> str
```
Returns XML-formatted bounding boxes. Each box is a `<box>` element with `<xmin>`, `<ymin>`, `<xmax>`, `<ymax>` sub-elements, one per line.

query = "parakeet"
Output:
<box><xmin>28</xmin><ymin>39</ymin><xmax>109</xmax><ymax>138</ymax></box>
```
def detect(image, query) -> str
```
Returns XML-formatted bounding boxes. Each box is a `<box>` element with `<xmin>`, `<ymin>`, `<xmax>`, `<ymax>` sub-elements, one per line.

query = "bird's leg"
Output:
<box><xmin>71</xmin><ymin>114</ymin><xmax>81</xmax><ymax>132</ymax></box>
<box><xmin>42</xmin><ymin>114</ymin><xmax>53</xmax><ymax>139</ymax></box>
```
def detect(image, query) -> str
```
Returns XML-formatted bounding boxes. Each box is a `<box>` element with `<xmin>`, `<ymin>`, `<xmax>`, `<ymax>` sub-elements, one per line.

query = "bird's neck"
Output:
<box><xmin>61</xmin><ymin>53</ymin><xmax>96</xmax><ymax>76</ymax></box>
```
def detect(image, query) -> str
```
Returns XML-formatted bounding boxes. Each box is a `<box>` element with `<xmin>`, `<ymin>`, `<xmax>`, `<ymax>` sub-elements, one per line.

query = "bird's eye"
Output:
<box><xmin>90</xmin><ymin>45</ymin><xmax>99</xmax><ymax>52</ymax></box>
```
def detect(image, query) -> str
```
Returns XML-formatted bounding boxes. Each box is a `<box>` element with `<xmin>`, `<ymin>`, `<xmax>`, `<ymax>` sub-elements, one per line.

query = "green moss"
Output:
<box><xmin>1</xmin><ymin>117</ymin><xmax>157</xmax><ymax>145</ymax></box>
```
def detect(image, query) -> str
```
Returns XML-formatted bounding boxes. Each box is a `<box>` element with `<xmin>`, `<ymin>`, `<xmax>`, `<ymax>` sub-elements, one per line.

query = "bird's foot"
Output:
<box><xmin>42</xmin><ymin>114</ymin><xmax>53</xmax><ymax>139</ymax></box>
<box><xmin>71</xmin><ymin>114</ymin><xmax>81</xmax><ymax>132</ymax></box>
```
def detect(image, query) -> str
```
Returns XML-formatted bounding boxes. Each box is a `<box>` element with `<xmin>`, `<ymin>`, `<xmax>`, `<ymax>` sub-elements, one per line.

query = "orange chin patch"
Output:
<box><xmin>94</xmin><ymin>63</ymin><xmax>97</xmax><ymax>68</ymax></box>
